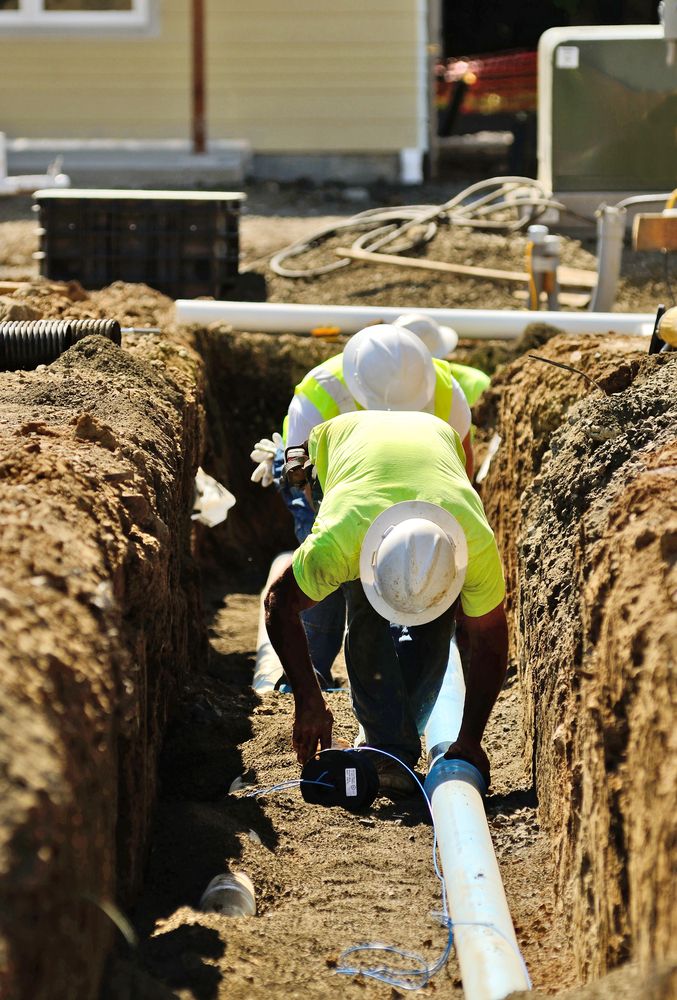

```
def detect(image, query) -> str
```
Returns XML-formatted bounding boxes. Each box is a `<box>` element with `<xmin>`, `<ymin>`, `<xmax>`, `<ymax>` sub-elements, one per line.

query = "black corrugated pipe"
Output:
<box><xmin>0</xmin><ymin>319</ymin><xmax>121</xmax><ymax>371</ymax></box>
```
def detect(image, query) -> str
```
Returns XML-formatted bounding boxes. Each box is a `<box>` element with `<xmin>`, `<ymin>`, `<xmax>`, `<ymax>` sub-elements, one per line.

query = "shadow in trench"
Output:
<box><xmin>103</xmin><ymin>923</ymin><xmax>225</xmax><ymax>1000</ymax></box>
<box><xmin>139</xmin><ymin>923</ymin><xmax>226</xmax><ymax>1000</ymax></box>
<box><xmin>105</xmin><ymin>572</ymin><xmax>276</xmax><ymax>998</ymax></box>
<box><xmin>485</xmin><ymin>784</ymin><xmax>538</xmax><ymax>814</ymax></box>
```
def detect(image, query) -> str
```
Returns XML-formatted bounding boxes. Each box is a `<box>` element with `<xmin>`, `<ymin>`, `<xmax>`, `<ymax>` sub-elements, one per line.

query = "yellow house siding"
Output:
<box><xmin>207</xmin><ymin>2</ymin><xmax>421</xmax><ymax>151</ymax></box>
<box><xmin>0</xmin><ymin>0</ymin><xmax>423</xmax><ymax>152</ymax></box>
<box><xmin>0</xmin><ymin>1</ymin><xmax>191</xmax><ymax>140</ymax></box>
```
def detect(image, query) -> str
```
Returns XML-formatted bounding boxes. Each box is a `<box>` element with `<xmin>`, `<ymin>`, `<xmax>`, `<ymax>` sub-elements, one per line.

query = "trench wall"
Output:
<box><xmin>0</xmin><ymin>314</ymin><xmax>340</xmax><ymax>999</ymax></box>
<box><xmin>478</xmin><ymin>335</ymin><xmax>676</xmax><ymax>978</ymax></box>
<box><xmin>0</xmin><ymin>332</ymin><xmax>205</xmax><ymax>1000</ymax></box>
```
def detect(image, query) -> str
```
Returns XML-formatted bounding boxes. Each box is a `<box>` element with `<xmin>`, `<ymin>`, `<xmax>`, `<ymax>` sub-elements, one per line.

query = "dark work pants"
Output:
<box><xmin>342</xmin><ymin>580</ymin><xmax>456</xmax><ymax>767</ymax></box>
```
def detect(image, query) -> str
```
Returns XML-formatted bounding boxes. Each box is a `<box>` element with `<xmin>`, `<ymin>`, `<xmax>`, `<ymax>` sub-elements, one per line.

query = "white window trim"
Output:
<box><xmin>0</xmin><ymin>0</ymin><xmax>156</xmax><ymax>36</ymax></box>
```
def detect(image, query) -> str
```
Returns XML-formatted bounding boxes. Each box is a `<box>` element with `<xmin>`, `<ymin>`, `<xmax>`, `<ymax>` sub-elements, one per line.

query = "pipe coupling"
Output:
<box><xmin>424</xmin><ymin>756</ymin><xmax>487</xmax><ymax>798</ymax></box>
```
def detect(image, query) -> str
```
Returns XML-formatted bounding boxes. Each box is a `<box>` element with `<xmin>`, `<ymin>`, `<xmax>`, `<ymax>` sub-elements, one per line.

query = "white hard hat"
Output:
<box><xmin>393</xmin><ymin>313</ymin><xmax>459</xmax><ymax>358</ymax></box>
<box><xmin>360</xmin><ymin>501</ymin><xmax>468</xmax><ymax>626</ymax></box>
<box><xmin>343</xmin><ymin>324</ymin><xmax>435</xmax><ymax>411</ymax></box>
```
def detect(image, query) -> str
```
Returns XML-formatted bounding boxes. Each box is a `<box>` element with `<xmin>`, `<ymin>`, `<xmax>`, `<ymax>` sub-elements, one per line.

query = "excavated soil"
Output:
<box><xmin>0</xmin><ymin>182</ymin><xmax>675</xmax><ymax>1000</ymax></box>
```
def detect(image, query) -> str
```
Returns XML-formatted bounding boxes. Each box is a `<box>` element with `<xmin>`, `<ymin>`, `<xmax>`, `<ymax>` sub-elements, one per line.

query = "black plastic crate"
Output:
<box><xmin>33</xmin><ymin>189</ymin><xmax>245</xmax><ymax>298</ymax></box>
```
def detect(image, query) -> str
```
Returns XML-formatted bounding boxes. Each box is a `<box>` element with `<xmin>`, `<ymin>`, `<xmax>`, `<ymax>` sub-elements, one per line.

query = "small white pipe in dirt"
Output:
<box><xmin>0</xmin><ymin>132</ymin><xmax>70</xmax><ymax>197</ymax></box>
<box><xmin>174</xmin><ymin>299</ymin><xmax>655</xmax><ymax>340</ymax></box>
<box><xmin>423</xmin><ymin>642</ymin><xmax>531</xmax><ymax>1000</ymax></box>
<box><xmin>252</xmin><ymin>551</ymin><xmax>293</xmax><ymax>693</ymax></box>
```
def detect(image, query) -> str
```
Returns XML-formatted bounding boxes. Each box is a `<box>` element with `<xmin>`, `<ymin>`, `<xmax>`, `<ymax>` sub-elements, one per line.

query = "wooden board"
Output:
<box><xmin>513</xmin><ymin>289</ymin><xmax>591</xmax><ymax>309</ymax></box>
<box><xmin>335</xmin><ymin>246</ymin><xmax>598</xmax><ymax>289</ymax></box>
<box><xmin>632</xmin><ymin>213</ymin><xmax>677</xmax><ymax>251</ymax></box>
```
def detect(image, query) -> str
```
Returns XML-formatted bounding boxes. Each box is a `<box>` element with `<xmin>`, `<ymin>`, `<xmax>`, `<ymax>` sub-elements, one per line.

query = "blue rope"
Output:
<box><xmin>335</xmin><ymin>746</ymin><xmax>453</xmax><ymax>990</ymax></box>
<box><xmin>244</xmin><ymin>778</ymin><xmax>334</xmax><ymax>799</ymax></box>
<box><xmin>242</xmin><ymin>747</ymin><xmax>531</xmax><ymax>992</ymax></box>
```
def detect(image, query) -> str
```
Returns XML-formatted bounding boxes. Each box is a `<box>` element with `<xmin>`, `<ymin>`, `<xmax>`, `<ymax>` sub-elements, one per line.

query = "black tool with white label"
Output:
<box><xmin>300</xmin><ymin>749</ymin><xmax>379</xmax><ymax>812</ymax></box>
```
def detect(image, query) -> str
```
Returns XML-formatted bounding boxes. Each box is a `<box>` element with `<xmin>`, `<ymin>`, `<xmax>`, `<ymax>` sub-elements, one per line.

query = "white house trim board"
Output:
<box><xmin>0</xmin><ymin>0</ymin><xmax>153</xmax><ymax>34</ymax></box>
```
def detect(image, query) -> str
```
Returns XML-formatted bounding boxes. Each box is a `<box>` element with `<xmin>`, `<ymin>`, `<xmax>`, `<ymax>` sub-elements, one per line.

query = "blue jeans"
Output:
<box><xmin>342</xmin><ymin>580</ymin><xmax>456</xmax><ymax>766</ymax></box>
<box><xmin>274</xmin><ymin>448</ymin><xmax>346</xmax><ymax>684</ymax></box>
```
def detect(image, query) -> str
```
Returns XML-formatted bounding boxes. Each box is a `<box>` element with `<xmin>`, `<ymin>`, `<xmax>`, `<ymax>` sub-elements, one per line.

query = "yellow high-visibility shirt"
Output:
<box><xmin>292</xmin><ymin>410</ymin><xmax>505</xmax><ymax>618</ymax></box>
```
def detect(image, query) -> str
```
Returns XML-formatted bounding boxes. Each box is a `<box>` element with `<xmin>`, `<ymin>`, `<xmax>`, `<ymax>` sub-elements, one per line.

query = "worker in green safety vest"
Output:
<box><xmin>281</xmin><ymin>317</ymin><xmax>485</xmax><ymax>478</ymax></box>
<box><xmin>264</xmin><ymin>409</ymin><xmax>507</xmax><ymax>797</ymax></box>
<box><xmin>250</xmin><ymin>319</ymin><xmax>491</xmax><ymax>690</ymax></box>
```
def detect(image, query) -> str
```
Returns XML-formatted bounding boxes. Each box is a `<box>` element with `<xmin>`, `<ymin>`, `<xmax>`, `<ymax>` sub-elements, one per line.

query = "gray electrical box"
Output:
<box><xmin>538</xmin><ymin>25</ymin><xmax>677</xmax><ymax>212</ymax></box>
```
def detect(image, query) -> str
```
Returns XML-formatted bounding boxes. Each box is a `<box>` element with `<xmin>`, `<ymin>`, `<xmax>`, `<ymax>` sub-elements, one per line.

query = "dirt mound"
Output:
<box><xmin>0</xmin><ymin>328</ymin><xmax>204</xmax><ymax>999</ymax></box>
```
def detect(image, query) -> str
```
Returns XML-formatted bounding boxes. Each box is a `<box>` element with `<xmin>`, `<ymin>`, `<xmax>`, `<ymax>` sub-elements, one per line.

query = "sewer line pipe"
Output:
<box><xmin>175</xmin><ymin>299</ymin><xmax>655</xmax><ymax>340</ymax></box>
<box><xmin>423</xmin><ymin>641</ymin><xmax>531</xmax><ymax>1000</ymax></box>
<box><xmin>254</xmin><ymin>553</ymin><xmax>530</xmax><ymax>998</ymax></box>
<box><xmin>252</xmin><ymin>551</ymin><xmax>293</xmax><ymax>693</ymax></box>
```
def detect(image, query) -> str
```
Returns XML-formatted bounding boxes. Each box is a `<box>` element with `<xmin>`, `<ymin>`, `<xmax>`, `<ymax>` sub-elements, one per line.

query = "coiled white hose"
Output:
<box><xmin>270</xmin><ymin>176</ymin><xmax>570</xmax><ymax>280</ymax></box>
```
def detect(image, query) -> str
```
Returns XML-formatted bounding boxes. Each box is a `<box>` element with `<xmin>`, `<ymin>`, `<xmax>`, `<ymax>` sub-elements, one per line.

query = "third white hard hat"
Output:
<box><xmin>343</xmin><ymin>324</ymin><xmax>435</xmax><ymax>411</ymax></box>
<box><xmin>359</xmin><ymin>501</ymin><xmax>468</xmax><ymax>626</ymax></box>
<box><xmin>393</xmin><ymin>313</ymin><xmax>459</xmax><ymax>358</ymax></box>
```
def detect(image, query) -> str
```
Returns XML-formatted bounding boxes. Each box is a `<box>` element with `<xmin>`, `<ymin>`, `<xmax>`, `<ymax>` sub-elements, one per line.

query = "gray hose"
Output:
<box><xmin>270</xmin><ymin>176</ymin><xmax>565</xmax><ymax>279</ymax></box>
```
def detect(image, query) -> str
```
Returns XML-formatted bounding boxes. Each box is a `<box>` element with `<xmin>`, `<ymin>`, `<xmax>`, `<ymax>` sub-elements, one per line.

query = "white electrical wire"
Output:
<box><xmin>270</xmin><ymin>176</ymin><xmax>574</xmax><ymax>280</ymax></box>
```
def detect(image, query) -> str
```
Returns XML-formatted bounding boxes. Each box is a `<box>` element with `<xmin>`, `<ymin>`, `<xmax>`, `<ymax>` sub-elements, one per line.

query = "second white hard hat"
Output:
<box><xmin>359</xmin><ymin>501</ymin><xmax>468</xmax><ymax>626</ymax></box>
<box><xmin>343</xmin><ymin>324</ymin><xmax>435</xmax><ymax>411</ymax></box>
<box><xmin>393</xmin><ymin>313</ymin><xmax>459</xmax><ymax>358</ymax></box>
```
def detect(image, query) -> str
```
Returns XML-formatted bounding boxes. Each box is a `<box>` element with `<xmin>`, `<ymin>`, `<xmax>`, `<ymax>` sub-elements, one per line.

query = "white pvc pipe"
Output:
<box><xmin>174</xmin><ymin>299</ymin><xmax>655</xmax><ymax>340</ymax></box>
<box><xmin>423</xmin><ymin>643</ymin><xmax>531</xmax><ymax>1000</ymax></box>
<box><xmin>423</xmin><ymin>638</ymin><xmax>466</xmax><ymax>765</ymax></box>
<box><xmin>252</xmin><ymin>551</ymin><xmax>294</xmax><ymax>692</ymax></box>
<box><xmin>0</xmin><ymin>131</ymin><xmax>70</xmax><ymax>196</ymax></box>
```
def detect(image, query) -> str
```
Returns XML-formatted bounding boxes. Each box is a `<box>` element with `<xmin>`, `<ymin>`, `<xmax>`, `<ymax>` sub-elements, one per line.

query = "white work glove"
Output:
<box><xmin>250</xmin><ymin>432</ymin><xmax>284</xmax><ymax>488</ymax></box>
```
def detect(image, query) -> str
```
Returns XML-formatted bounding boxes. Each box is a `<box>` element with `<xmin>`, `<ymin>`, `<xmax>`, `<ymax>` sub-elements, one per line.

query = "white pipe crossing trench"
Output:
<box><xmin>254</xmin><ymin>558</ymin><xmax>531</xmax><ymax>998</ymax></box>
<box><xmin>175</xmin><ymin>298</ymin><xmax>655</xmax><ymax>340</ymax></box>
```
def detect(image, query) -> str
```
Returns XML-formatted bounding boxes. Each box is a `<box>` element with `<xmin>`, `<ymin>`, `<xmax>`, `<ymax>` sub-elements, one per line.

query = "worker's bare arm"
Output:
<box><xmin>444</xmin><ymin>601</ymin><xmax>508</xmax><ymax>785</ymax></box>
<box><xmin>264</xmin><ymin>564</ymin><xmax>334</xmax><ymax>764</ymax></box>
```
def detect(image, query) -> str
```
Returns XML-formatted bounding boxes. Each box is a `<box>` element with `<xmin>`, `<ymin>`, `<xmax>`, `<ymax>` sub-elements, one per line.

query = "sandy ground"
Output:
<box><xmin>0</xmin><ymin>181</ymin><xmax>674</xmax><ymax>1000</ymax></box>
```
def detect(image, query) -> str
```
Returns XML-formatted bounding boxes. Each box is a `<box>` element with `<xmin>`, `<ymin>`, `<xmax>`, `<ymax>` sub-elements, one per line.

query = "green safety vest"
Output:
<box><xmin>282</xmin><ymin>355</ymin><xmax>490</xmax><ymax>442</ymax></box>
<box><xmin>447</xmin><ymin>362</ymin><xmax>491</xmax><ymax>407</ymax></box>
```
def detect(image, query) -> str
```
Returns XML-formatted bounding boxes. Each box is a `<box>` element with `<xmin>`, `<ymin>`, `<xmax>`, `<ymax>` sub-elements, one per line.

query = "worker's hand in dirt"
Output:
<box><xmin>250</xmin><ymin>432</ymin><xmax>284</xmax><ymax>488</ymax></box>
<box><xmin>292</xmin><ymin>695</ymin><xmax>334</xmax><ymax>765</ymax></box>
<box><xmin>444</xmin><ymin>738</ymin><xmax>491</xmax><ymax>790</ymax></box>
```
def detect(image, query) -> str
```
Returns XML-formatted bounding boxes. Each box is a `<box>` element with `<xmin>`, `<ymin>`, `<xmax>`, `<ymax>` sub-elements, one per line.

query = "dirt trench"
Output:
<box><xmin>0</xmin><ymin>200</ymin><xmax>675</xmax><ymax>1000</ymax></box>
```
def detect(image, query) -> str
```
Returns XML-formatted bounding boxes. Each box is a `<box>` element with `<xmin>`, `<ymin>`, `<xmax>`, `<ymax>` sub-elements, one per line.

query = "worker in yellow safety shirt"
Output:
<box><xmin>264</xmin><ymin>409</ymin><xmax>507</xmax><ymax>799</ymax></box>
<box><xmin>250</xmin><ymin>320</ymin><xmax>491</xmax><ymax>691</ymax></box>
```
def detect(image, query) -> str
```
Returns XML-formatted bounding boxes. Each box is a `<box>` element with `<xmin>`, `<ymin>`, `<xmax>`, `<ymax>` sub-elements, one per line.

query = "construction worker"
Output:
<box><xmin>391</xmin><ymin>313</ymin><xmax>491</xmax><ymax>407</ymax></box>
<box><xmin>251</xmin><ymin>323</ymin><xmax>479</xmax><ymax>689</ymax></box>
<box><xmin>264</xmin><ymin>409</ymin><xmax>507</xmax><ymax>798</ymax></box>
